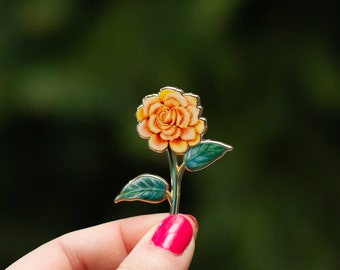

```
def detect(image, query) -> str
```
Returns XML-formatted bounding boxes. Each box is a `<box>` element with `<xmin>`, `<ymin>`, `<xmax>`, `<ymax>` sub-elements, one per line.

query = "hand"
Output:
<box><xmin>6</xmin><ymin>213</ymin><xmax>198</xmax><ymax>270</ymax></box>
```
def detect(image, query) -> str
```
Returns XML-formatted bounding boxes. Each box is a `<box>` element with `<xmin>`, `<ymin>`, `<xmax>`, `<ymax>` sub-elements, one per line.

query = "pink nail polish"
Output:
<box><xmin>186</xmin><ymin>214</ymin><xmax>199</xmax><ymax>229</ymax></box>
<box><xmin>151</xmin><ymin>214</ymin><xmax>193</xmax><ymax>255</ymax></box>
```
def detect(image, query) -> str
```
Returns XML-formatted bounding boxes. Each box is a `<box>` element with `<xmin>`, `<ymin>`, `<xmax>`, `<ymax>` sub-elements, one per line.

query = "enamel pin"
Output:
<box><xmin>114</xmin><ymin>86</ymin><xmax>233</xmax><ymax>214</ymax></box>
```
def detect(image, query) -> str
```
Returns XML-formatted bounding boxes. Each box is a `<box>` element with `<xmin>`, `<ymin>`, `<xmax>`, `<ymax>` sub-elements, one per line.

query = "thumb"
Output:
<box><xmin>117</xmin><ymin>214</ymin><xmax>198</xmax><ymax>270</ymax></box>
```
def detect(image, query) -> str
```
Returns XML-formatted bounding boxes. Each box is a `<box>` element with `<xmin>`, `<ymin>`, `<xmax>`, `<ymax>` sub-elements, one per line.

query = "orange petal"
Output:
<box><xmin>163</xmin><ymin>108</ymin><xmax>175</xmax><ymax>125</ymax></box>
<box><xmin>188</xmin><ymin>134</ymin><xmax>201</xmax><ymax>146</ymax></box>
<box><xmin>170</xmin><ymin>139</ymin><xmax>188</xmax><ymax>154</ymax></box>
<box><xmin>159</xmin><ymin>88</ymin><xmax>181</xmax><ymax>101</ymax></box>
<box><xmin>148</xmin><ymin>114</ymin><xmax>161</xmax><ymax>133</ymax></box>
<box><xmin>143</xmin><ymin>95</ymin><xmax>159</xmax><ymax>115</ymax></box>
<box><xmin>160</xmin><ymin>126</ymin><xmax>181</xmax><ymax>140</ymax></box>
<box><xmin>149</xmin><ymin>102</ymin><xmax>163</xmax><ymax>115</ymax></box>
<box><xmin>194</xmin><ymin>118</ymin><xmax>207</xmax><ymax>135</ymax></box>
<box><xmin>186</xmin><ymin>105</ymin><xmax>200</xmax><ymax>126</ymax></box>
<box><xmin>180</xmin><ymin>127</ymin><xmax>196</xmax><ymax>140</ymax></box>
<box><xmin>136</xmin><ymin>106</ymin><xmax>146</xmax><ymax>121</ymax></box>
<box><xmin>157</xmin><ymin>107</ymin><xmax>173</xmax><ymax>125</ymax></box>
<box><xmin>184</xmin><ymin>94</ymin><xmax>199</xmax><ymax>107</ymax></box>
<box><xmin>137</xmin><ymin>120</ymin><xmax>153</xmax><ymax>138</ymax></box>
<box><xmin>160</xmin><ymin>125</ymin><xmax>176</xmax><ymax>136</ymax></box>
<box><xmin>149</xmin><ymin>134</ymin><xmax>168</xmax><ymax>153</ymax></box>
<box><xmin>176</xmin><ymin>107</ymin><xmax>190</xmax><ymax>127</ymax></box>
<box><xmin>163</xmin><ymin>91</ymin><xmax>188</xmax><ymax>107</ymax></box>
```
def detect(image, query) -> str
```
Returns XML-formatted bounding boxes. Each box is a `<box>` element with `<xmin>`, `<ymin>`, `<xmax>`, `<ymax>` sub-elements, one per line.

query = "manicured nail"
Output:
<box><xmin>186</xmin><ymin>214</ymin><xmax>199</xmax><ymax>229</ymax></box>
<box><xmin>151</xmin><ymin>214</ymin><xmax>193</xmax><ymax>255</ymax></box>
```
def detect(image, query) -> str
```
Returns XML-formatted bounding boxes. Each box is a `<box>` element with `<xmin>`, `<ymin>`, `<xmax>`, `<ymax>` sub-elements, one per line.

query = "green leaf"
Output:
<box><xmin>114</xmin><ymin>174</ymin><xmax>169</xmax><ymax>203</ymax></box>
<box><xmin>184</xmin><ymin>140</ymin><xmax>233</xmax><ymax>171</ymax></box>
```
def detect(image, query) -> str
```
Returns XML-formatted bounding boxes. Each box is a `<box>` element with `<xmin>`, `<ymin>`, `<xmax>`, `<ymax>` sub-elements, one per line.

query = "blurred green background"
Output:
<box><xmin>1</xmin><ymin>0</ymin><xmax>339</xmax><ymax>269</ymax></box>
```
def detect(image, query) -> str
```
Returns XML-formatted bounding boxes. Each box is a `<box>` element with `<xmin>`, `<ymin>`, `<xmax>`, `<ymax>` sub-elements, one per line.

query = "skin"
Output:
<box><xmin>6</xmin><ymin>213</ymin><xmax>198</xmax><ymax>270</ymax></box>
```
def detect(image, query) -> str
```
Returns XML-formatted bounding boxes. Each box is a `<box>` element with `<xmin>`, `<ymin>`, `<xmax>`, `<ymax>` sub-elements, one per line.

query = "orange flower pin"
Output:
<box><xmin>115</xmin><ymin>86</ymin><xmax>233</xmax><ymax>214</ymax></box>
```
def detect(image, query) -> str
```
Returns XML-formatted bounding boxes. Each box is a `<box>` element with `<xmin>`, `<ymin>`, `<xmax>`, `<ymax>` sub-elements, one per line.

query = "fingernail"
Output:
<box><xmin>151</xmin><ymin>214</ymin><xmax>193</xmax><ymax>255</ymax></box>
<box><xmin>186</xmin><ymin>214</ymin><xmax>199</xmax><ymax>229</ymax></box>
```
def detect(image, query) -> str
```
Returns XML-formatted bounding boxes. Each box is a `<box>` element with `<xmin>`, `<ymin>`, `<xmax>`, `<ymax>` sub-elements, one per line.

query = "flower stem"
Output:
<box><xmin>167</xmin><ymin>147</ymin><xmax>185</xmax><ymax>214</ymax></box>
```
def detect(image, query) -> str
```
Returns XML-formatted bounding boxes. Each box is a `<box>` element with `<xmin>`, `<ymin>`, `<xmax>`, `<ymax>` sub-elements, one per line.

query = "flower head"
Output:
<box><xmin>136</xmin><ymin>87</ymin><xmax>207</xmax><ymax>154</ymax></box>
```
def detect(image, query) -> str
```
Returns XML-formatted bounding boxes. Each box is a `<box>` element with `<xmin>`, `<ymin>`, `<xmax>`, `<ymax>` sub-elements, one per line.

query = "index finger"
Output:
<box><xmin>6</xmin><ymin>213</ymin><xmax>168</xmax><ymax>270</ymax></box>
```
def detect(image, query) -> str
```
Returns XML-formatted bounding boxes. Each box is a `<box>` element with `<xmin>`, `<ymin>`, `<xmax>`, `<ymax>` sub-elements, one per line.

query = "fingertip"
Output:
<box><xmin>184</xmin><ymin>214</ymin><xmax>199</xmax><ymax>231</ymax></box>
<box><xmin>151</xmin><ymin>214</ymin><xmax>194</xmax><ymax>255</ymax></box>
<box><xmin>118</xmin><ymin>214</ymin><xmax>198</xmax><ymax>270</ymax></box>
